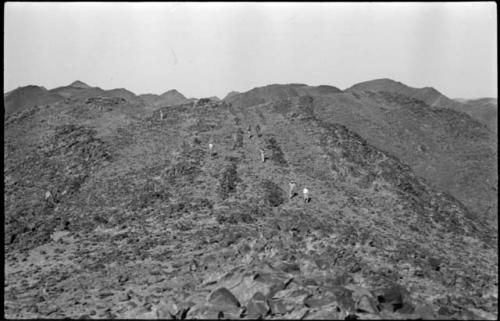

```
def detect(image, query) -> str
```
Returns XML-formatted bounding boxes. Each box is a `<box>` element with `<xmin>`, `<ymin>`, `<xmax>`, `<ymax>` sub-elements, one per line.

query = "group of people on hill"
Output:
<box><xmin>206</xmin><ymin>122</ymin><xmax>311</xmax><ymax>204</ymax></box>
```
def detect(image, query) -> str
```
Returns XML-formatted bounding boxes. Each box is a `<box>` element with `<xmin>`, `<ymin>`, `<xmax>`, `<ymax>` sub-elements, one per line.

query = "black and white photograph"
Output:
<box><xmin>3</xmin><ymin>2</ymin><xmax>497</xmax><ymax>319</ymax></box>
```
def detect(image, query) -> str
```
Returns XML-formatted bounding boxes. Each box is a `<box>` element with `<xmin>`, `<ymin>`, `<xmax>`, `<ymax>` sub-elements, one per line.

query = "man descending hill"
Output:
<box><xmin>303</xmin><ymin>188</ymin><xmax>310</xmax><ymax>203</ymax></box>
<box><xmin>289</xmin><ymin>181</ymin><xmax>297</xmax><ymax>200</ymax></box>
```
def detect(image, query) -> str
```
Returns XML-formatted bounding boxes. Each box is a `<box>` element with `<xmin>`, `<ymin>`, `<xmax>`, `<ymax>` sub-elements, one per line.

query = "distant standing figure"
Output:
<box><xmin>160</xmin><ymin>110</ymin><xmax>164</xmax><ymax>120</ymax></box>
<box><xmin>247</xmin><ymin>124</ymin><xmax>253</xmax><ymax>139</ymax></box>
<box><xmin>303</xmin><ymin>188</ymin><xmax>310</xmax><ymax>203</ymax></box>
<box><xmin>255</xmin><ymin>124</ymin><xmax>261</xmax><ymax>137</ymax></box>
<box><xmin>260</xmin><ymin>148</ymin><xmax>266</xmax><ymax>163</ymax></box>
<box><xmin>208</xmin><ymin>143</ymin><xmax>214</xmax><ymax>158</ymax></box>
<box><xmin>288</xmin><ymin>181</ymin><xmax>297</xmax><ymax>200</ymax></box>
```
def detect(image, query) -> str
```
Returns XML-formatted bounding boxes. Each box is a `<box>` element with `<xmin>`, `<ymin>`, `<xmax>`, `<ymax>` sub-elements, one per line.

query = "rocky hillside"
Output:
<box><xmin>451</xmin><ymin>98</ymin><xmax>497</xmax><ymax>133</ymax></box>
<box><xmin>346</xmin><ymin>78</ymin><xmax>458</xmax><ymax>110</ymax></box>
<box><xmin>226</xmin><ymin>82</ymin><xmax>497</xmax><ymax>225</ymax></box>
<box><xmin>50</xmin><ymin>81</ymin><xmax>144</xmax><ymax>105</ymax></box>
<box><xmin>224</xmin><ymin>84</ymin><xmax>342</xmax><ymax>108</ymax></box>
<box><xmin>4</xmin><ymin>86</ymin><xmax>497</xmax><ymax>319</ymax></box>
<box><xmin>348</xmin><ymin>78</ymin><xmax>498</xmax><ymax>133</ymax></box>
<box><xmin>4</xmin><ymin>85</ymin><xmax>64</xmax><ymax>116</ymax></box>
<box><xmin>5</xmin><ymin>81</ymin><xmax>154</xmax><ymax>117</ymax></box>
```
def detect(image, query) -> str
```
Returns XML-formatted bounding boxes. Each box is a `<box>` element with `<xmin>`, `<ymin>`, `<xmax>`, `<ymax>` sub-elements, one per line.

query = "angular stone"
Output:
<box><xmin>246</xmin><ymin>292</ymin><xmax>269</xmax><ymax>319</ymax></box>
<box><xmin>304</xmin><ymin>309</ymin><xmax>343</xmax><ymax>320</ymax></box>
<box><xmin>304</xmin><ymin>294</ymin><xmax>335</xmax><ymax>308</ymax></box>
<box><xmin>219</xmin><ymin>271</ymin><xmax>288</xmax><ymax>306</ymax></box>
<box><xmin>285</xmin><ymin>307</ymin><xmax>310</xmax><ymax>319</ymax></box>
<box><xmin>155</xmin><ymin>300</ymin><xmax>178</xmax><ymax>318</ymax></box>
<box><xmin>375</xmin><ymin>284</ymin><xmax>413</xmax><ymax>313</ymax></box>
<box><xmin>208</xmin><ymin>287</ymin><xmax>241</xmax><ymax>309</ymax></box>
<box><xmin>118</xmin><ymin>292</ymin><xmax>131</xmax><ymax>302</ymax></box>
<box><xmin>278</xmin><ymin>262</ymin><xmax>301</xmax><ymax>274</ymax></box>
<box><xmin>268</xmin><ymin>299</ymin><xmax>288</xmax><ymax>315</ymax></box>
<box><xmin>356</xmin><ymin>295</ymin><xmax>378</xmax><ymax>314</ymax></box>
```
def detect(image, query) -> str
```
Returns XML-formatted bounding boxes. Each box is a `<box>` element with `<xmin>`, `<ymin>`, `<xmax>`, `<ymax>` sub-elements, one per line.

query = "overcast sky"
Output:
<box><xmin>4</xmin><ymin>2</ymin><xmax>497</xmax><ymax>99</ymax></box>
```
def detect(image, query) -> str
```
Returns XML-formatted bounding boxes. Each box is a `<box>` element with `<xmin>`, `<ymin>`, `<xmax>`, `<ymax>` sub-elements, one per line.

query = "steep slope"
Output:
<box><xmin>4</xmin><ymin>85</ymin><xmax>64</xmax><ymax>116</ymax></box>
<box><xmin>223</xmin><ymin>90</ymin><xmax>240</xmax><ymax>101</ymax></box>
<box><xmin>347</xmin><ymin>78</ymin><xmax>459</xmax><ymax>109</ymax></box>
<box><xmin>347</xmin><ymin>78</ymin><xmax>498</xmax><ymax>132</ymax></box>
<box><xmin>4</xmin><ymin>94</ymin><xmax>497</xmax><ymax>319</ymax></box>
<box><xmin>314</xmin><ymin>91</ymin><xmax>497</xmax><ymax>223</ymax></box>
<box><xmin>228</xmin><ymin>82</ymin><xmax>497</xmax><ymax>223</ymax></box>
<box><xmin>450</xmin><ymin>98</ymin><xmax>497</xmax><ymax>133</ymax></box>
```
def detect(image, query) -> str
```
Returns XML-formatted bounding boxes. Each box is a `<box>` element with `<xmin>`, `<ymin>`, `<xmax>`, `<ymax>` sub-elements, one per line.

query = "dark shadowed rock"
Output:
<box><xmin>375</xmin><ymin>284</ymin><xmax>413</xmax><ymax>313</ymax></box>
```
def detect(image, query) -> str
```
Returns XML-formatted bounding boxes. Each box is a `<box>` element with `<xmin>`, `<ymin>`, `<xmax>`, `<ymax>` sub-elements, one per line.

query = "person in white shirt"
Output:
<box><xmin>303</xmin><ymin>187</ymin><xmax>310</xmax><ymax>203</ymax></box>
<box><xmin>208</xmin><ymin>143</ymin><xmax>214</xmax><ymax>159</ymax></box>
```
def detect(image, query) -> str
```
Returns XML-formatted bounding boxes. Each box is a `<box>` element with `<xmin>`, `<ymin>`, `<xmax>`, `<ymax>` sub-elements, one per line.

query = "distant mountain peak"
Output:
<box><xmin>160</xmin><ymin>89</ymin><xmax>186</xmax><ymax>98</ymax></box>
<box><xmin>348</xmin><ymin>78</ymin><xmax>406</xmax><ymax>90</ymax></box>
<box><xmin>69</xmin><ymin>80</ymin><xmax>91</xmax><ymax>88</ymax></box>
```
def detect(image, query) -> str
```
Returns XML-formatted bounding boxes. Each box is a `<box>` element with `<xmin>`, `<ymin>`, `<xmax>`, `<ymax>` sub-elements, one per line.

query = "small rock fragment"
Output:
<box><xmin>118</xmin><ymin>292</ymin><xmax>131</xmax><ymax>302</ymax></box>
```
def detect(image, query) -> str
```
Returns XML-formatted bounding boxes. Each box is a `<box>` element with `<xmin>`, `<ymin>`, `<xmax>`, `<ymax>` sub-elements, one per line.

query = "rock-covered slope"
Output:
<box><xmin>4</xmin><ymin>81</ymin><xmax>151</xmax><ymax>119</ymax></box>
<box><xmin>4</xmin><ymin>85</ymin><xmax>64</xmax><ymax>116</ymax></box>
<box><xmin>226</xmin><ymin>82</ymin><xmax>497</xmax><ymax>224</ymax></box>
<box><xmin>346</xmin><ymin>78</ymin><xmax>458</xmax><ymax>110</ymax></box>
<box><xmin>451</xmin><ymin>98</ymin><xmax>497</xmax><ymax>133</ymax></box>
<box><xmin>50</xmin><ymin>81</ymin><xmax>144</xmax><ymax>105</ymax></box>
<box><xmin>348</xmin><ymin>78</ymin><xmax>498</xmax><ymax>133</ymax></box>
<box><xmin>224</xmin><ymin>83</ymin><xmax>342</xmax><ymax>108</ymax></box>
<box><xmin>4</xmin><ymin>90</ymin><xmax>497</xmax><ymax>319</ymax></box>
<box><xmin>316</xmin><ymin>91</ymin><xmax>497</xmax><ymax>225</ymax></box>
